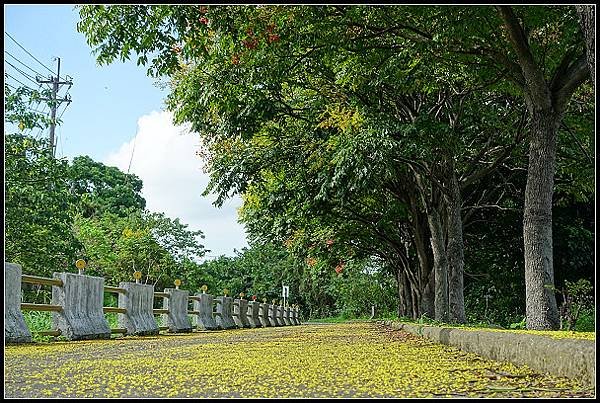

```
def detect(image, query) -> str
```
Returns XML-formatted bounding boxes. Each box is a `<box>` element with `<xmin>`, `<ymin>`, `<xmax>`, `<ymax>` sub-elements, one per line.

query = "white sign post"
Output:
<box><xmin>282</xmin><ymin>285</ymin><xmax>289</xmax><ymax>307</ymax></box>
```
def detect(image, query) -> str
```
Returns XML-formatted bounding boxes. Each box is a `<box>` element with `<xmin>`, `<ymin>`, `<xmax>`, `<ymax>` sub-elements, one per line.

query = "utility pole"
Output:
<box><xmin>37</xmin><ymin>57</ymin><xmax>72</xmax><ymax>157</ymax></box>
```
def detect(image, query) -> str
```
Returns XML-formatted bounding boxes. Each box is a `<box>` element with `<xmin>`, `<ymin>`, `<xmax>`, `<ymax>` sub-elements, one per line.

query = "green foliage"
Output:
<box><xmin>4</xmin><ymin>84</ymin><xmax>53</xmax><ymax>131</ymax></box>
<box><xmin>331</xmin><ymin>261</ymin><xmax>397</xmax><ymax>319</ymax></box>
<box><xmin>574</xmin><ymin>310</ymin><xmax>594</xmax><ymax>332</ymax></box>
<box><xmin>74</xmin><ymin>210</ymin><xmax>205</xmax><ymax>289</ymax></box>
<box><xmin>557</xmin><ymin>278</ymin><xmax>594</xmax><ymax>331</ymax></box>
<box><xmin>69</xmin><ymin>155</ymin><xmax>146</xmax><ymax>218</ymax></box>
<box><xmin>509</xmin><ymin>317</ymin><xmax>527</xmax><ymax>330</ymax></box>
<box><xmin>4</xmin><ymin>134</ymin><xmax>82</xmax><ymax>278</ymax></box>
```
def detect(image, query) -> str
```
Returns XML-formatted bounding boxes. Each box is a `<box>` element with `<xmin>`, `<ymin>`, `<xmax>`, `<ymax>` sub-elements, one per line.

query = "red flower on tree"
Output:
<box><xmin>199</xmin><ymin>16</ymin><xmax>209</xmax><ymax>25</ymax></box>
<box><xmin>267</xmin><ymin>34</ymin><xmax>280</xmax><ymax>43</ymax></box>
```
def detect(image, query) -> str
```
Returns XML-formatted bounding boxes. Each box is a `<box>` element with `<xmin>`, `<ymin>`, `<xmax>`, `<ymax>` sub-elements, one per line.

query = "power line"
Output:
<box><xmin>4</xmin><ymin>50</ymin><xmax>46</xmax><ymax>78</ymax></box>
<box><xmin>5</xmin><ymin>60</ymin><xmax>41</xmax><ymax>86</ymax></box>
<box><xmin>5</xmin><ymin>72</ymin><xmax>38</xmax><ymax>91</ymax></box>
<box><xmin>5</xmin><ymin>31</ymin><xmax>56</xmax><ymax>77</ymax></box>
<box><xmin>57</xmin><ymin>99</ymin><xmax>70</xmax><ymax>122</ymax></box>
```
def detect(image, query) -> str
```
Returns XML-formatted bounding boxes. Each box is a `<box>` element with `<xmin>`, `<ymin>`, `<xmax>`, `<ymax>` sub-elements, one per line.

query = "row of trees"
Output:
<box><xmin>76</xmin><ymin>5</ymin><xmax>594</xmax><ymax>329</ymax></box>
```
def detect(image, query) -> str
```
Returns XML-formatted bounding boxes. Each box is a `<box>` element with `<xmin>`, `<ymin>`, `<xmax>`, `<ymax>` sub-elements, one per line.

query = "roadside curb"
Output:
<box><xmin>377</xmin><ymin>320</ymin><xmax>596</xmax><ymax>387</ymax></box>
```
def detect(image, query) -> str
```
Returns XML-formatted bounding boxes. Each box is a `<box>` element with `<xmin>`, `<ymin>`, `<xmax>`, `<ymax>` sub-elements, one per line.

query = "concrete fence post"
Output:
<box><xmin>215</xmin><ymin>296</ymin><xmax>236</xmax><ymax>329</ymax></box>
<box><xmin>258</xmin><ymin>303</ymin><xmax>270</xmax><ymax>327</ymax></box>
<box><xmin>267</xmin><ymin>304</ymin><xmax>278</xmax><ymax>327</ymax></box>
<box><xmin>163</xmin><ymin>288</ymin><xmax>192</xmax><ymax>333</ymax></box>
<box><xmin>283</xmin><ymin>306</ymin><xmax>292</xmax><ymax>326</ymax></box>
<box><xmin>233</xmin><ymin>299</ymin><xmax>251</xmax><ymax>328</ymax></box>
<box><xmin>290</xmin><ymin>307</ymin><xmax>299</xmax><ymax>325</ymax></box>
<box><xmin>52</xmin><ymin>272</ymin><xmax>111</xmax><ymax>340</ymax></box>
<box><xmin>276</xmin><ymin>305</ymin><xmax>285</xmax><ymax>326</ymax></box>
<box><xmin>118</xmin><ymin>282</ymin><xmax>158</xmax><ymax>336</ymax></box>
<box><xmin>194</xmin><ymin>293</ymin><xmax>219</xmax><ymax>330</ymax></box>
<box><xmin>246</xmin><ymin>301</ymin><xmax>260</xmax><ymax>328</ymax></box>
<box><xmin>4</xmin><ymin>262</ymin><xmax>32</xmax><ymax>343</ymax></box>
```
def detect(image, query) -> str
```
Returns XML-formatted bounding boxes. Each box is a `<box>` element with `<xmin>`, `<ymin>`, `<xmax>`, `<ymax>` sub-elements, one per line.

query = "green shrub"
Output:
<box><xmin>575</xmin><ymin>310</ymin><xmax>595</xmax><ymax>332</ymax></box>
<box><xmin>509</xmin><ymin>317</ymin><xmax>526</xmax><ymax>330</ymax></box>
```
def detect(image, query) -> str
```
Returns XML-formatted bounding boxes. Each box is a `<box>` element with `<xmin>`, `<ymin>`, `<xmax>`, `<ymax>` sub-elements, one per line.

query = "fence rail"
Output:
<box><xmin>103</xmin><ymin>307</ymin><xmax>127</xmax><ymax>314</ymax></box>
<box><xmin>21</xmin><ymin>303</ymin><xmax>63</xmax><ymax>312</ymax></box>
<box><xmin>104</xmin><ymin>286</ymin><xmax>127</xmax><ymax>294</ymax></box>
<box><xmin>21</xmin><ymin>275</ymin><xmax>63</xmax><ymax>287</ymax></box>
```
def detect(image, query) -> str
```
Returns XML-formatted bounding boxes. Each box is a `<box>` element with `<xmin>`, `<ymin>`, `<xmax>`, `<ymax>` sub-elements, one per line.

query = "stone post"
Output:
<box><xmin>258</xmin><ymin>303</ymin><xmax>270</xmax><ymax>327</ymax></box>
<box><xmin>215</xmin><ymin>296</ymin><xmax>236</xmax><ymax>329</ymax></box>
<box><xmin>163</xmin><ymin>288</ymin><xmax>192</xmax><ymax>333</ymax></box>
<box><xmin>4</xmin><ymin>262</ymin><xmax>32</xmax><ymax>343</ymax></box>
<box><xmin>247</xmin><ymin>301</ymin><xmax>261</xmax><ymax>328</ymax></box>
<box><xmin>276</xmin><ymin>305</ymin><xmax>285</xmax><ymax>326</ymax></box>
<box><xmin>233</xmin><ymin>298</ymin><xmax>251</xmax><ymax>328</ymax></box>
<box><xmin>194</xmin><ymin>293</ymin><xmax>219</xmax><ymax>330</ymax></box>
<box><xmin>118</xmin><ymin>282</ymin><xmax>159</xmax><ymax>336</ymax></box>
<box><xmin>283</xmin><ymin>306</ymin><xmax>292</xmax><ymax>326</ymax></box>
<box><xmin>52</xmin><ymin>272</ymin><xmax>111</xmax><ymax>340</ymax></box>
<box><xmin>267</xmin><ymin>304</ymin><xmax>278</xmax><ymax>327</ymax></box>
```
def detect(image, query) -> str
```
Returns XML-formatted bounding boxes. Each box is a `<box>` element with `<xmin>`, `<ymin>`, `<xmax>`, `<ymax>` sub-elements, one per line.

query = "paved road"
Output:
<box><xmin>4</xmin><ymin>322</ymin><xmax>594</xmax><ymax>398</ymax></box>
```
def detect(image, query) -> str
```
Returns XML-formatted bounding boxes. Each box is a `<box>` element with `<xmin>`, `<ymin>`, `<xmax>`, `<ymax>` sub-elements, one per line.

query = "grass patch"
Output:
<box><xmin>387</xmin><ymin>317</ymin><xmax>595</xmax><ymax>341</ymax></box>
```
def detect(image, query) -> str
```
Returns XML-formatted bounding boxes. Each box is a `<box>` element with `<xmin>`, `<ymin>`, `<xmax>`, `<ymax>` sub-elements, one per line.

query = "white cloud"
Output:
<box><xmin>104</xmin><ymin>110</ymin><xmax>248</xmax><ymax>258</ymax></box>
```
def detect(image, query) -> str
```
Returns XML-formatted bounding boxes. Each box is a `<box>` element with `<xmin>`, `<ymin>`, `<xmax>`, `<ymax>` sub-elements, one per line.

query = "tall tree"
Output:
<box><xmin>494</xmin><ymin>6</ymin><xmax>589</xmax><ymax>329</ymax></box>
<box><xmin>575</xmin><ymin>5</ymin><xmax>595</xmax><ymax>85</ymax></box>
<box><xmin>69</xmin><ymin>155</ymin><xmax>146</xmax><ymax>218</ymax></box>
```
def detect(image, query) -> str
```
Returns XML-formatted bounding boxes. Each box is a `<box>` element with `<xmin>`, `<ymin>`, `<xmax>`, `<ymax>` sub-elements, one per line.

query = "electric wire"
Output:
<box><xmin>5</xmin><ymin>32</ymin><xmax>56</xmax><ymax>77</ymax></box>
<box><xmin>4</xmin><ymin>50</ymin><xmax>46</xmax><ymax>79</ymax></box>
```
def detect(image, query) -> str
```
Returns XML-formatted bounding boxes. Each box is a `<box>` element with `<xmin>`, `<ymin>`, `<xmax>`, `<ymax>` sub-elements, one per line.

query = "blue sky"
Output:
<box><xmin>4</xmin><ymin>4</ymin><xmax>166</xmax><ymax>161</ymax></box>
<box><xmin>4</xmin><ymin>4</ymin><xmax>249</xmax><ymax>258</ymax></box>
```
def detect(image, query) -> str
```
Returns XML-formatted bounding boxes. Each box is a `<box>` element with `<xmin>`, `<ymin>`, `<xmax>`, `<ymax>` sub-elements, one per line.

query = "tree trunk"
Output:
<box><xmin>523</xmin><ymin>110</ymin><xmax>560</xmax><ymax>330</ymax></box>
<box><xmin>410</xmin><ymin>196</ymin><xmax>435</xmax><ymax>318</ymax></box>
<box><xmin>420</xmin><ymin>276</ymin><xmax>435</xmax><ymax>319</ymax></box>
<box><xmin>446</xmin><ymin>169</ymin><xmax>466</xmax><ymax>323</ymax></box>
<box><xmin>428</xmin><ymin>209</ymin><xmax>448</xmax><ymax>322</ymax></box>
<box><xmin>396</xmin><ymin>266</ymin><xmax>406</xmax><ymax>317</ymax></box>
<box><xmin>411</xmin><ymin>287</ymin><xmax>420</xmax><ymax>319</ymax></box>
<box><xmin>403</xmin><ymin>271</ymin><xmax>413</xmax><ymax>319</ymax></box>
<box><xmin>576</xmin><ymin>5</ymin><xmax>595</xmax><ymax>86</ymax></box>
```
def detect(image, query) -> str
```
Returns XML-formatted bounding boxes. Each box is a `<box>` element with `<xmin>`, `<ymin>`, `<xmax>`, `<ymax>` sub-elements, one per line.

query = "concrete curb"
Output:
<box><xmin>378</xmin><ymin>320</ymin><xmax>596</xmax><ymax>386</ymax></box>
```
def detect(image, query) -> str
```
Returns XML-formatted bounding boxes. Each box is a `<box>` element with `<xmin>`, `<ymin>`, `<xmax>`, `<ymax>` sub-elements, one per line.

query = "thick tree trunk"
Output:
<box><xmin>428</xmin><ymin>209</ymin><xmax>448</xmax><ymax>322</ymax></box>
<box><xmin>576</xmin><ymin>5</ymin><xmax>595</xmax><ymax>85</ymax></box>
<box><xmin>446</xmin><ymin>170</ymin><xmax>466</xmax><ymax>323</ymax></box>
<box><xmin>497</xmin><ymin>5</ymin><xmax>588</xmax><ymax>331</ymax></box>
<box><xmin>523</xmin><ymin>110</ymin><xmax>560</xmax><ymax>330</ymax></box>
